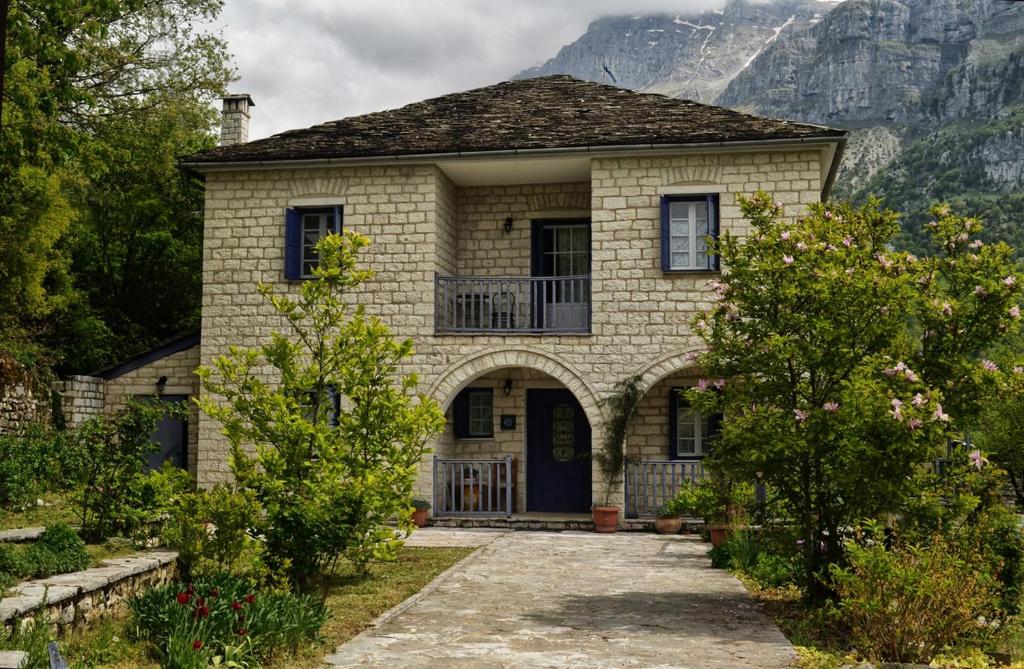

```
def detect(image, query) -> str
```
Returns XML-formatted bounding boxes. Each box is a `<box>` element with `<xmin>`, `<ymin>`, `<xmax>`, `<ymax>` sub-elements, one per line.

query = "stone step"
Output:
<box><xmin>0</xmin><ymin>650</ymin><xmax>28</xmax><ymax>668</ymax></box>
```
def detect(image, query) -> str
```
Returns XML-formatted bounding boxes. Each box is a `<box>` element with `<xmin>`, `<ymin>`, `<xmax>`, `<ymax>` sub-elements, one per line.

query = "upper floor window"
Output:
<box><xmin>452</xmin><ymin>387</ymin><xmax>494</xmax><ymax>439</ymax></box>
<box><xmin>284</xmin><ymin>206</ymin><xmax>342</xmax><ymax>280</ymax></box>
<box><xmin>668</xmin><ymin>388</ymin><xmax>721</xmax><ymax>460</ymax></box>
<box><xmin>660</xmin><ymin>194</ymin><xmax>720</xmax><ymax>272</ymax></box>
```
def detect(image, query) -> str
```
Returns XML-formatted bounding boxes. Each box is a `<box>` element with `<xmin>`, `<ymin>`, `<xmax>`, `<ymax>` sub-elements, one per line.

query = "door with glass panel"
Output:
<box><xmin>531</xmin><ymin>219</ymin><xmax>591</xmax><ymax>331</ymax></box>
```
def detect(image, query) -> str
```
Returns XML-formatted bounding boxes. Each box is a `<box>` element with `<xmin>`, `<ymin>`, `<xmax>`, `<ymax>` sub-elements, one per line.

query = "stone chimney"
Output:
<box><xmin>220</xmin><ymin>94</ymin><xmax>255</xmax><ymax>146</ymax></box>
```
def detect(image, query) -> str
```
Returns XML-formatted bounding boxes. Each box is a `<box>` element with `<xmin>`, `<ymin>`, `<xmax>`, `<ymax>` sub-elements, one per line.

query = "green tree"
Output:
<box><xmin>690</xmin><ymin>193</ymin><xmax>1021</xmax><ymax>598</ymax></box>
<box><xmin>198</xmin><ymin>233</ymin><xmax>445</xmax><ymax>590</ymax></box>
<box><xmin>1</xmin><ymin>0</ymin><xmax>232</xmax><ymax>369</ymax></box>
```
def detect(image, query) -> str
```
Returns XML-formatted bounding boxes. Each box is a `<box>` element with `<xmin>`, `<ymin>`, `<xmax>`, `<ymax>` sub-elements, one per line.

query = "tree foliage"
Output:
<box><xmin>1</xmin><ymin>0</ymin><xmax>232</xmax><ymax>370</ymax></box>
<box><xmin>198</xmin><ymin>233</ymin><xmax>445</xmax><ymax>590</ymax></box>
<box><xmin>690</xmin><ymin>193</ymin><xmax>1021</xmax><ymax>597</ymax></box>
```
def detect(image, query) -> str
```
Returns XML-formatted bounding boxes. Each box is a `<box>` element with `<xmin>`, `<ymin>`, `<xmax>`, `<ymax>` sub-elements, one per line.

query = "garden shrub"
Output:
<box><xmin>70</xmin><ymin>399</ymin><xmax>188</xmax><ymax>542</ymax></box>
<box><xmin>0</xmin><ymin>423</ymin><xmax>70</xmax><ymax>508</ymax></box>
<box><xmin>198</xmin><ymin>233</ymin><xmax>444</xmax><ymax>590</ymax></box>
<box><xmin>0</xmin><ymin>524</ymin><xmax>89</xmax><ymax>583</ymax></box>
<box><xmin>163</xmin><ymin>484</ymin><xmax>267</xmax><ymax>584</ymax></box>
<box><xmin>708</xmin><ymin>529</ymin><xmax>798</xmax><ymax>588</ymax></box>
<box><xmin>829</xmin><ymin>534</ymin><xmax>1001</xmax><ymax>664</ymax></box>
<box><xmin>129</xmin><ymin>573</ymin><xmax>328</xmax><ymax>667</ymax></box>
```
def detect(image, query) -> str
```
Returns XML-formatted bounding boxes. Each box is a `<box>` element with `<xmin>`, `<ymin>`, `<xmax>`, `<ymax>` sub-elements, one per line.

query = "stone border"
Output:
<box><xmin>0</xmin><ymin>551</ymin><xmax>176</xmax><ymax>631</ymax></box>
<box><xmin>0</xmin><ymin>528</ymin><xmax>44</xmax><ymax>544</ymax></box>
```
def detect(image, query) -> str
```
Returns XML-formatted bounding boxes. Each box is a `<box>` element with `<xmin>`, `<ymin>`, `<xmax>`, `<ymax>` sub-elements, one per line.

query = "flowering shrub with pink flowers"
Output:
<box><xmin>129</xmin><ymin>573</ymin><xmax>327</xmax><ymax>668</ymax></box>
<box><xmin>688</xmin><ymin>191</ymin><xmax>1022</xmax><ymax>600</ymax></box>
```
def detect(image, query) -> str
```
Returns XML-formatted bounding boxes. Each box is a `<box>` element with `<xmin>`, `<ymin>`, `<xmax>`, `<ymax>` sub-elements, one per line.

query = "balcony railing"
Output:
<box><xmin>434</xmin><ymin>274</ymin><xmax>591</xmax><ymax>334</ymax></box>
<box><xmin>433</xmin><ymin>456</ymin><xmax>515</xmax><ymax>517</ymax></box>
<box><xmin>624</xmin><ymin>459</ymin><xmax>705</xmax><ymax>518</ymax></box>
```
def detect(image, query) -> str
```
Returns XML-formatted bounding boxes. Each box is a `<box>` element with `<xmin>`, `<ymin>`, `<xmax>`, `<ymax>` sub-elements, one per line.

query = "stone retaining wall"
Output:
<box><xmin>0</xmin><ymin>552</ymin><xmax>177</xmax><ymax>633</ymax></box>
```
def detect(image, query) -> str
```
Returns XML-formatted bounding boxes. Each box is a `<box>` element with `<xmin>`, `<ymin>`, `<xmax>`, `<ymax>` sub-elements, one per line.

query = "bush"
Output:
<box><xmin>0</xmin><ymin>423</ymin><xmax>70</xmax><ymax>508</ymax></box>
<box><xmin>830</xmin><ymin>535</ymin><xmax>1001</xmax><ymax>663</ymax></box>
<box><xmin>0</xmin><ymin>523</ymin><xmax>90</xmax><ymax>583</ymax></box>
<box><xmin>162</xmin><ymin>485</ymin><xmax>267</xmax><ymax>584</ymax></box>
<box><xmin>129</xmin><ymin>574</ymin><xmax>328</xmax><ymax>667</ymax></box>
<box><xmin>70</xmin><ymin>399</ymin><xmax>188</xmax><ymax>542</ymax></box>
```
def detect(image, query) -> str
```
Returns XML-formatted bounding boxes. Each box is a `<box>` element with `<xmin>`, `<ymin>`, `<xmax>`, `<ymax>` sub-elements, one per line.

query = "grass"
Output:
<box><xmin>85</xmin><ymin>538</ymin><xmax>141</xmax><ymax>566</ymax></box>
<box><xmin>0</xmin><ymin>492</ymin><xmax>78</xmax><ymax>531</ymax></box>
<box><xmin>10</xmin><ymin>545</ymin><xmax>473</xmax><ymax>669</ymax></box>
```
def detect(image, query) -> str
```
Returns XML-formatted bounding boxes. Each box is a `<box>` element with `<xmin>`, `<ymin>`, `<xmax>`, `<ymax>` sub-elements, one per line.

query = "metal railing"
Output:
<box><xmin>625</xmin><ymin>459</ymin><xmax>705</xmax><ymax>518</ymax></box>
<box><xmin>433</xmin><ymin>456</ymin><xmax>514</xmax><ymax>516</ymax></box>
<box><xmin>434</xmin><ymin>275</ymin><xmax>591</xmax><ymax>334</ymax></box>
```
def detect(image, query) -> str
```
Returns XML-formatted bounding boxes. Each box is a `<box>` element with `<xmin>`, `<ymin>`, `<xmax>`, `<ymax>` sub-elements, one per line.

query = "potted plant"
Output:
<box><xmin>696</xmin><ymin>470</ymin><xmax>753</xmax><ymax>547</ymax></box>
<box><xmin>593</xmin><ymin>375</ymin><xmax>643</xmax><ymax>533</ymax></box>
<box><xmin>653</xmin><ymin>498</ymin><xmax>684</xmax><ymax>535</ymax></box>
<box><xmin>411</xmin><ymin>499</ymin><xmax>431</xmax><ymax>528</ymax></box>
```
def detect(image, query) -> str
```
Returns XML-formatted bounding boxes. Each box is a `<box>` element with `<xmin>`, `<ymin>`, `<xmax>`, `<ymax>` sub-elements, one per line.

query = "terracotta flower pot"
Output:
<box><xmin>412</xmin><ymin>508</ymin><xmax>429</xmax><ymax>528</ymax></box>
<box><xmin>592</xmin><ymin>506</ymin><xmax>619</xmax><ymax>533</ymax></box>
<box><xmin>708</xmin><ymin>522</ymin><xmax>734</xmax><ymax>547</ymax></box>
<box><xmin>654</xmin><ymin>516</ymin><xmax>683</xmax><ymax>535</ymax></box>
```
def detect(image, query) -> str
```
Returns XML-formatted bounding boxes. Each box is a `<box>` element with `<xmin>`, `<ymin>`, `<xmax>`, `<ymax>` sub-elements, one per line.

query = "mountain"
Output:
<box><xmin>515</xmin><ymin>0</ymin><xmax>1024</xmax><ymax>255</ymax></box>
<box><xmin>515</xmin><ymin>0</ymin><xmax>838</xmax><ymax>103</ymax></box>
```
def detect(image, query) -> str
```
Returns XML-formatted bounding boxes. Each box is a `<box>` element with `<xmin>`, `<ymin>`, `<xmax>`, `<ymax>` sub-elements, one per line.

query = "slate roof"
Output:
<box><xmin>183</xmin><ymin>76</ymin><xmax>845</xmax><ymax>166</ymax></box>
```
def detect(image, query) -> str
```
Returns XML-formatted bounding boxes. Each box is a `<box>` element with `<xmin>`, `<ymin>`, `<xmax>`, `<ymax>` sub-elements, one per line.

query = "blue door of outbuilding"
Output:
<box><xmin>526</xmin><ymin>389</ymin><xmax>591</xmax><ymax>512</ymax></box>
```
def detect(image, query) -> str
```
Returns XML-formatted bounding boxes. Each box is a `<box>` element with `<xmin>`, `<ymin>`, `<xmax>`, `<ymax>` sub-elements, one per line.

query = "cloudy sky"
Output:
<box><xmin>216</xmin><ymin>0</ymin><xmax>737</xmax><ymax>139</ymax></box>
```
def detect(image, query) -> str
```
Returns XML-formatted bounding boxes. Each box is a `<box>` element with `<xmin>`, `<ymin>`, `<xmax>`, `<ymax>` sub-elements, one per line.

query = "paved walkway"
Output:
<box><xmin>326</xmin><ymin>529</ymin><xmax>795</xmax><ymax>668</ymax></box>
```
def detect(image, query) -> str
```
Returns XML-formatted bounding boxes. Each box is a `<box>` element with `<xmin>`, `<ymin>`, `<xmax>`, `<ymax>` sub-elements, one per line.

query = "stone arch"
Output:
<box><xmin>428</xmin><ymin>347</ymin><xmax>605</xmax><ymax>429</ymax></box>
<box><xmin>635</xmin><ymin>348</ymin><xmax>705</xmax><ymax>395</ymax></box>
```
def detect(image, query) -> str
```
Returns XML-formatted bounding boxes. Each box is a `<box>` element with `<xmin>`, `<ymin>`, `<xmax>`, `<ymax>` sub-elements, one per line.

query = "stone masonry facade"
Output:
<box><xmin>196</xmin><ymin>148</ymin><xmax>827</xmax><ymax>507</ymax></box>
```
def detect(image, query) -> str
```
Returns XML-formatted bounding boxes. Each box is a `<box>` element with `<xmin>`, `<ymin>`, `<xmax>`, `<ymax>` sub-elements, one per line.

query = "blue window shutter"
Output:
<box><xmin>708</xmin><ymin>194</ymin><xmax>721</xmax><ymax>272</ymax></box>
<box><xmin>332</xmin><ymin>205</ymin><xmax>343</xmax><ymax>234</ymax></box>
<box><xmin>660</xmin><ymin>196</ymin><xmax>670</xmax><ymax>271</ymax></box>
<box><xmin>668</xmin><ymin>388</ymin><xmax>681</xmax><ymax>459</ymax></box>
<box><xmin>284</xmin><ymin>208</ymin><xmax>301</xmax><ymax>280</ymax></box>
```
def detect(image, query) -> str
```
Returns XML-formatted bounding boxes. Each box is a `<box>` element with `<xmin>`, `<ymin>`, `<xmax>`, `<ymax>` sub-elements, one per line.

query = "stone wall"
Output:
<box><xmin>0</xmin><ymin>552</ymin><xmax>176</xmax><ymax>633</ymax></box>
<box><xmin>60</xmin><ymin>375</ymin><xmax>105</xmax><ymax>428</ymax></box>
<box><xmin>0</xmin><ymin>384</ymin><xmax>44</xmax><ymax>435</ymax></box>
<box><xmin>196</xmin><ymin>148</ymin><xmax>827</xmax><ymax>507</ymax></box>
<box><xmin>103</xmin><ymin>346</ymin><xmax>201</xmax><ymax>477</ymax></box>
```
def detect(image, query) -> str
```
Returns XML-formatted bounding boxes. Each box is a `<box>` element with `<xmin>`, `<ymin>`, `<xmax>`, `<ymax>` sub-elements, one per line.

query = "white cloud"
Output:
<box><xmin>216</xmin><ymin>0</ymin><xmax>732</xmax><ymax>138</ymax></box>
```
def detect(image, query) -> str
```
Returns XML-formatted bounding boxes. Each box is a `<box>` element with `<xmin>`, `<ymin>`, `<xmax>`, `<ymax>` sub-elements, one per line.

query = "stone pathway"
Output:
<box><xmin>325</xmin><ymin>529</ymin><xmax>795</xmax><ymax>668</ymax></box>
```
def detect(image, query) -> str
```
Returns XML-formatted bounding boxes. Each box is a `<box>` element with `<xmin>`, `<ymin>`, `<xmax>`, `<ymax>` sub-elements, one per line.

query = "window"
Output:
<box><xmin>660</xmin><ymin>195</ymin><xmax>720</xmax><ymax>272</ymax></box>
<box><xmin>301</xmin><ymin>386</ymin><xmax>341</xmax><ymax>427</ymax></box>
<box><xmin>453</xmin><ymin>387</ymin><xmax>494</xmax><ymax>439</ymax></box>
<box><xmin>668</xmin><ymin>388</ymin><xmax>721</xmax><ymax>460</ymax></box>
<box><xmin>284</xmin><ymin>206</ymin><xmax>342</xmax><ymax>280</ymax></box>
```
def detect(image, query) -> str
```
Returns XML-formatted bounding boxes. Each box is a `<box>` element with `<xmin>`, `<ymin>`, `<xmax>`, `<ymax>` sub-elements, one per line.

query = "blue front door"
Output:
<box><xmin>526</xmin><ymin>389</ymin><xmax>592</xmax><ymax>512</ymax></box>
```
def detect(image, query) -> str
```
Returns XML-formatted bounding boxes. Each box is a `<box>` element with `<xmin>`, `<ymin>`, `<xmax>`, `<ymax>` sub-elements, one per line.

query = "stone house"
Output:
<box><xmin>175</xmin><ymin>76</ymin><xmax>845</xmax><ymax>522</ymax></box>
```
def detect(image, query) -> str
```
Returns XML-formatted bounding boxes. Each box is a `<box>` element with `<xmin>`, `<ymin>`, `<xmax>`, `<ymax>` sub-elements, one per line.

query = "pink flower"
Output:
<box><xmin>796</xmin><ymin>242</ymin><xmax>808</xmax><ymax>252</ymax></box>
<box><xmin>794</xmin><ymin>409</ymin><xmax>807</xmax><ymax>422</ymax></box>
<box><xmin>695</xmin><ymin>320</ymin><xmax>708</xmax><ymax>332</ymax></box>
<box><xmin>1004</xmin><ymin>276</ymin><xmax>1016</xmax><ymax>287</ymax></box>
<box><xmin>932</xmin><ymin>403</ymin><xmax>949</xmax><ymax>423</ymax></box>
<box><xmin>890</xmin><ymin>398</ymin><xmax>903</xmax><ymax>422</ymax></box>
<box><xmin>970</xmin><ymin>239</ymin><xmax>984</xmax><ymax>249</ymax></box>
<box><xmin>982</xmin><ymin>359</ymin><xmax>999</xmax><ymax>372</ymax></box>
<box><xmin>912</xmin><ymin>393</ymin><xmax>926</xmax><ymax>407</ymax></box>
<box><xmin>1011</xmin><ymin>305</ymin><xmax>1021</xmax><ymax>319</ymax></box>
<box><xmin>877</xmin><ymin>254</ymin><xmax>893</xmax><ymax>269</ymax></box>
<box><xmin>824</xmin><ymin>211</ymin><xmax>834</xmax><ymax>220</ymax></box>
<box><xmin>780</xmin><ymin>231</ymin><xmax>790</xmax><ymax>241</ymax></box>
<box><xmin>825</xmin><ymin>244</ymin><xmax>837</xmax><ymax>252</ymax></box>
<box><xmin>823</xmin><ymin>401</ymin><xmax>839</xmax><ymax>413</ymax></box>
<box><xmin>904</xmin><ymin>369</ymin><xmax>919</xmax><ymax>382</ymax></box>
<box><xmin>683</xmin><ymin>351</ymin><xmax>699</xmax><ymax>362</ymax></box>
<box><xmin>696</xmin><ymin>378</ymin><xmax>710</xmax><ymax>391</ymax></box>
<box><xmin>1015</xmin><ymin>366</ymin><xmax>1024</xmax><ymax>375</ymax></box>
<box><xmin>941</xmin><ymin>302</ymin><xmax>952</xmax><ymax>316</ymax></box>
<box><xmin>783</xmin><ymin>255</ymin><xmax>794</xmax><ymax>265</ymax></box>
<box><xmin>906</xmin><ymin>253</ymin><xmax>917</xmax><ymax>263</ymax></box>
<box><xmin>713</xmin><ymin>378</ymin><xmax>726</xmax><ymax>390</ymax></box>
<box><xmin>975</xmin><ymin>285</ymin><xmax>987</xmax><ymax>296</ymax></box>
<box><xmin>774</xmin><ymin>200</ymin><xmax>784</xmax><ymax>209</ymax></box>
<box><xmin>969</xmin><ymin>450</ymin><xmax>988</xmax><ymax>471</ymax></box>
<box><xmin>907</xmin><ymin>418</ymin><xmax>923</xmax><ymax>430</ymax></box>
<box><xmin>845</xmin><ymin>267</ymin><xmax>855</xmax><ymax>275</ymax></box>
<box><xmin>842</xmin><ymin>236</ymin><xmax>853</xmax><ymax>248</ymax></box>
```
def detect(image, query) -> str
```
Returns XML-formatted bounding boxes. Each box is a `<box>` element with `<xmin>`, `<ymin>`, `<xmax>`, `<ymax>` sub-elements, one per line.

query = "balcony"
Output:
<box><xmin>434</xmin><ymin>274</ymin><xmax>591</xmax><ymax>334</ymax></box>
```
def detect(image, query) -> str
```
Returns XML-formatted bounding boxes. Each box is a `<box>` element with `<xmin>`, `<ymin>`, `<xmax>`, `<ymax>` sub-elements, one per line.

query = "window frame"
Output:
<box><xmin>284</xmin><ymin>205</ymin><xmax>342</xmax><ymax>280</ymax></box>
<box><xmin>453</xmin><ymin>387</ymin><xmax>494</xmax><ymax>439</ymax></box>
<box><xmin>668</xmin><ymin>387</ymin><xmax>721</xmax><ymax>460</ymax></box>
<box><xmin>660</xmin><ymin>194</ymin><xmax>720</xmax><ymax>273</ymax></box>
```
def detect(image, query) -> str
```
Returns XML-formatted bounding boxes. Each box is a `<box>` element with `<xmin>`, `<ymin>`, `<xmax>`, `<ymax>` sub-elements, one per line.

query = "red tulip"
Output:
<box><xmin>192</xmin><ymin>640</ymin><xmax>203</xmax><ymax>651</ymax></box>
<box><xmin>236</xmin><ymin>628</ymin><xmax>248</xmax><ymax>636</ymax></box>
<box><xmin>194</xmin><ymin>606</ymin><xmax>210</xmax><ymax>619</ymax></box>
<box><xmin>231</xmin><ymin>601</ymin><xmax>242</xmax><ymax>611</ymax></box>
<box><xmin>244</xmin><ymin>594</ymin><xmax>255</xmax><ymax>605</ymax></box>
<box><xmin>176</xmin><ymin>592</ymin><xmax>191</xmax><ymax>605</ymax></box>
